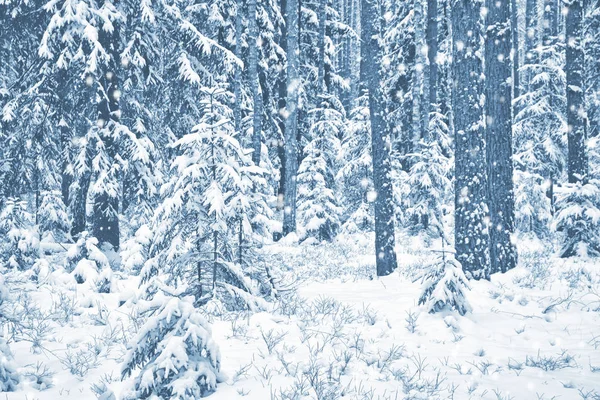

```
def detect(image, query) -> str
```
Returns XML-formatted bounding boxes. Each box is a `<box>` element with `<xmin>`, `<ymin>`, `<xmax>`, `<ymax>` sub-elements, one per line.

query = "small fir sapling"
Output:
<box><xmin>66</xmin><ymin>231</ymin><xmax>115</xmax><ymax>292</ymax></box>
<box><xmin>553</xmin><ymin>179</ymin><xmax>600</xmax><ymax>258</ymax></box>
<box><xmin>297</xmin><ymin>95</ymin><xmax>343</xmax><ymax>242</ymax></box>
<box><xmin>120</xmin><ymin>293</ymin><xmax>224</xmax><ymax>399</ymax></box>
<box><xmin>417</xmin><ymin>229</ymin><xmax>471</xmax><ymax>316</ymax></box>
<box><xmin>0</xmin><ymin>338</ymin><xmax>19</xmax><ymax>392</ymax></box>
<box><xmin>38</xmin><ymin>190</ymin><xmax>70</xmax><ymax>242</ymax></box>
<box><xmin>0</xmin><ymin>198</ymin><xmax>39</xmax><ymax>271</ymax></box>
<box><xmin>120</xmin><ymin>225</ymin><xmax>152</xmax><ymax>275</ymax></box>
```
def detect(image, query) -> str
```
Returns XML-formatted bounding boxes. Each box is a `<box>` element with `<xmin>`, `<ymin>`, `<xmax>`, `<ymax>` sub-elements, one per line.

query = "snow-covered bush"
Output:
<box><xmin>66</xmin><ymin>232</ymin><xmax>115</xmax><ymax>292</ymax></box>
<box><xmin>553</xmin><ymin>180</ymin><xmax>600</xmax><ymax>258</ymax></box>
<box><xmin>121</xmin><ymin>294</ymin><xmax>224</xmax><ymax>399</ymax></box>
<box><xmin>418</xmin><ymin>252</ymin><xmax>471</xmax><ymax>316</ymax></box>
<box><xmin>0</xmin><ymin>198</ymin><xmax>39</xmax><ymax>270</ymax></box>
<box><xmin>38</xmin><ymin>190</ymin><xmax>69</xmax><ymax>242</ymax></box>
<box><xmin>0</xmin><ymin>338</ymin><xmax>19</xmax><ymax>392</ymax></box>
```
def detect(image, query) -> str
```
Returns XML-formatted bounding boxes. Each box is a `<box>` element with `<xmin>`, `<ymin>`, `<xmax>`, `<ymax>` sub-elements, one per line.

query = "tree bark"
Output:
<box><xmin>485</xmin><ymin>0</ymin><xmax>517</xmax><ymax>274</ymax></box>
<box><xmin>427</xmin><ymin>0</ymin><xmax>438</xmax><ymax>109</ymax></box>
<box><xmin>510</xmin><ymin>0</ymin><xmax>520</xmax><ymax>104</ymax></box>
<box><xmin>452</xmin><ymin>0</ymin><xmax>490</xmax><ymax>279</ymax></box>
<box><xmin>361</xmin><ymin>0</ymin><xmax>398</xmax><ymax>277</ymax></box>
<box><xmin>565</xmin><ymin>0</ymin><xmax>588</xmax><ymax>183</ymax></box>
<box><xmin>249</xmin><ymin>0</ymin><xmax>263</xmax><ymax>165</ymax></box>
<box><xmin>317</xmin><ymin>0</ymin><xmax>327</xmax><ymax>93</ymax></box>
<box><xmin>92</xmin><ymin>2</ymin><xmax>121</xmax><ymax>249</ymax></box>
<box><xmin>282</xmin><ymin>0</ymin><xmax>300</xmax><ymax>235</ymax></box>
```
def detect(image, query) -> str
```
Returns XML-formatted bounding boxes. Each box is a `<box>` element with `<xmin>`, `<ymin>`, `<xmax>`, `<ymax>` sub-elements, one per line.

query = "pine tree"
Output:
<box><xmin>419</xmin><ymin>250</ymin><xmax>471</xmax><ymax>316</ymax></box>
<box><xmin>337</xmin><ymin>95</ymin><xmax>374</xmax><ymax>232</ymax></box>
<box><xmin>146</xmin><ymin>86</ymin><xmax>269</xmax><ymax>311</ymax></box>
<box><xmin>554</xmin><ymin>180</ymin><xmax>600</xmax><ymax>257</ymax></box>
<box><xmin>452</xmin><ymin>0</ymin><xmax>489</xmax><ymax>280</ymax></box>
<box><xmin>0</xmin><ymin>337</ymin><xmax>19</xmax><ymax>392</ymax></box>
<box><xmin>121</xmin><ymin>292</ymin><xmax>224</xmax><ymax>399</ymax></box>
<box><xmin>297</xmin><ymin>96</ymin><xmax>343</xmax><ymax>241</ymax></box>
<box><xmin>0</xmin><ymin>198</ymin><xmax>39</xmax><ymax>271</ymax></box>
<box><xmin>38</xmin><ymin>190</ymin><xmax>70</xmax><ymax>242</ymax></box>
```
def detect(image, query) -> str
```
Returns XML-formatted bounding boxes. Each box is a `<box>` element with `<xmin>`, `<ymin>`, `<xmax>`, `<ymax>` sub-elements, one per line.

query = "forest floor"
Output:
<box><xmin>3</xmin><ymin>232</ymin><xmax>600</xmax><ymax>400</ymax></box>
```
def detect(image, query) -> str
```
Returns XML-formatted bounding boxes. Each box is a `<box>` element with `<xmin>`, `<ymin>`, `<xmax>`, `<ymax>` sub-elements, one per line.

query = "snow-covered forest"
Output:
<box><xmin>1</xmin><ymin>0</ymin><xmax>600</xmax><ymax>398</ymax></box>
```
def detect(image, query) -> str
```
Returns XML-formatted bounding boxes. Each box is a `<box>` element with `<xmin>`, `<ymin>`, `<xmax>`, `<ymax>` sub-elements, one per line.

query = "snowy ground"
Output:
<box><xmin>3</xmin><ymin>233</ymin><xmax>600</xmax><ymax>400</ymax></box>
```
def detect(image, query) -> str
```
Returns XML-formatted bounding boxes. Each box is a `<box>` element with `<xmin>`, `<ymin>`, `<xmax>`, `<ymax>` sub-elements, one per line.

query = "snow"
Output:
<box><xmin>1</xmin><ymin>233</ymin><xmax>599</xmax><ymax>399</ymax></box>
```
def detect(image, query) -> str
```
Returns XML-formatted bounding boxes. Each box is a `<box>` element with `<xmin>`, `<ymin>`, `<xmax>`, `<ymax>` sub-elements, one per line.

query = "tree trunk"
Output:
<box><xmin>587</xmin><ymin>0</ymin><xmax>600</xmax><ymax>138</ymax></box>
<box><xmin>277</xmin><ymin>0</ymin><xmax>288</xmax><ymax>205</ymax></box>
<box><xmin>427</xmin><ymin>0</ymin><xmax>438</xmax><ymax>110</ymax></box>
<box><xmin>317</xmin><ymin>0</ymin><xmax>327</xmax><ymax>93</ymax></box>
<box><xmin>361</xmin><ymin>0</ymin><xmax>398</xmax><ymax>277</ymax></box>
<box><xmin>485</xmin><ymin>0</ymin><xmax>517</xmax><ymax>274</ymax></box>
<box><xmin>510</xmin><ymin>0</ymin><xmax>520</xmax><ymax>104</ymax></box>
<box><xmin>452</xmin><ymin>0</ymin><xmax>489</xmax><ymax>280</ymax></box>
<box><xmin>282</xmin><ymin>0</ymin><xmax>300</xmax><ymax>235</ymax></box>
<box><xmin>565</xmin><ymin>0</ymin><xmax>588</xmax><ymax>183</ymax></box>
<box><xmin>249</xmin><ymin>0</ymin><xmax>263</xmax><ymax>165</ymax></box>
<box><xmin>92</xmin><ymin>5</ymin><xmax>120</xmax><ymax>249</ymax></box>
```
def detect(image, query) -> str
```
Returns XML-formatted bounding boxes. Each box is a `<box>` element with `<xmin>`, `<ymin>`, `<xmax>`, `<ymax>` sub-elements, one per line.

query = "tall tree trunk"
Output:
<box><xmin>427</xmin><ymin>0</ymin><xmax>438</xmax><ymax>110</ymax></box>
<box><xmin>524</xmin><ymin>0</ymin><xmax>538</xmax><ymax>91</ymax></box>
<box><xmin>92</xmin><ymin>2</ymin><xmax>120</xmax><ymax>249</ymax></box>
<box><xmin>361</xmin><ymin>0</ymin><xmax>398</xmax><ymax>277</ymax></box>
<box><xmin>414</xmin><ymin>0</ymin><xmax>427</xmax><ymax>140</ymax></box>
<box><xmin>565</xmin><ymin>0</ymin><xmax>588</xmax><ymax>183</ymax></box>
<box><xmin>452</xmin><ymin>0</ymin><xmax>489</xmax><ymax>280</ymax></box>
<box><xmin>510</xmin><ymin>0</ymin><xmax>520</xmax><ymax>105</ymax></box>
<box><xmin>317</xmin><ymin>0</ymin><xmax>327</xmax><ymax>93</ymax></box>
<box><xmin>485</xmin><ymin>0</ymin><xmax>517</xmax><ymax>274</ymax></box>
<box><xmin>249</xmin><ymin>0</ymin><xmax>263</xmax><ymax>165</ymax></box>
<box><xmin>282</xmin><ymin>0</ymin><xmax>300</xmax><ymax>235</ymax></box>
<box><xmin>587</xmin><ymin>0</ymin><xmax>600</xmax><ymax>138</ymax></box>
<box><xmin>277</xmin><ymin>0</ymin><xmax>288</xmax><ymax>207</ymax></box>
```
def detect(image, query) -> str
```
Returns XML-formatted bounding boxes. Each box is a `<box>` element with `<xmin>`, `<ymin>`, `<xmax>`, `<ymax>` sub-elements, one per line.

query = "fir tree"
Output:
<box><xmin>121</xmin><ymin>292</ymin><xmax>224</xmax><ymax>399</ymax></box>
<box><xmin>297</xmin><ymin>96</ymin><xmax>343</xmax><ymax>241</ymax></box>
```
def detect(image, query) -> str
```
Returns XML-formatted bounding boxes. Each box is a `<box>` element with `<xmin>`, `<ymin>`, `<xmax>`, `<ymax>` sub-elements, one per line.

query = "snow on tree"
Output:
<box><xmin>361</xmin><ymin>0</ymin><xmax>398</xmax><ymax>277</ymax></box>
<box><xmin>514</xmin><ymin>170</ymin><xmax>552</xmax><ymax>238</ymax></box>
<box><xmin>0</xmin><ymin>337</ymin><xmax>19</xmax><ymax>392</ymax></box>
<box><xmin>121</xmin><ymin>225</ymin><xmax>153</xmax><ymax>275</ymax></box>
<box><xmin>514</xmin><ymin>15</ymin><xmax>567</xmax><ymax>219</ymax></box>
<box><xmin>38</xmin><ymin>190</ymin><xmax>70</xmax><ymax>242</ymax></box>
<box><xmin>297</xmin><ymin>95</ymin><xmax>343</xmax><ymax>242</ymax></box>
<box><xmin>0</xmin><ymin>198</ymin><xmax>39</xmax><ymax>271</ymax></box>
<box><xmin>406</xmin><ymin>110</ymin><xmax>452</xmax><ymax>240</ymax></box>
<box><xmin>418</xmin><ymin>248</ymin><xmax>471</xmax><ymax>316</ymax></box>
<box><xmin>144</xmin><ymin>86</ymin><xmax>270</xmax><ymax>311</ymax></box>
<box><xmin>121</xmin><ymin>292</ymin><xmax>224</xmax><ymax>399</ymax></box>
<box><xmin>0</xmin><ymin>273</ymin><xmax>19</xmax><ymax>392</ymax></box>
<box><xmin>337</xmin><ymin>95</ymin><xmax>374</xmax><ymax>233</ymax></box>
<box><xmin>66</xmin><ymin>231</ymin><xmax>115</xmax><ymax>293</ymax></box>
<box><xmin>452</xmin><ymin>0</ymin><xmax>490</xmax><ymax>280</ymax></box>
<box><xmin>553</xmin><ymin>180</ymin><xmax>600</xmax><ymax>258</ymax></box>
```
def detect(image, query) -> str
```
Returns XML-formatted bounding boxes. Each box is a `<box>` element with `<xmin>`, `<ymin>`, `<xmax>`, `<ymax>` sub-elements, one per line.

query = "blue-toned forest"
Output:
<box><xmin>1</xmin><ymin>0</ymin><xmax>600</xmax><ymax>398</ymax></box>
